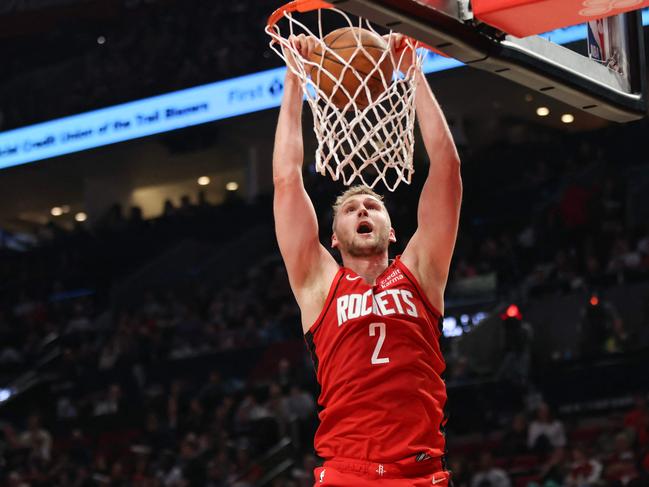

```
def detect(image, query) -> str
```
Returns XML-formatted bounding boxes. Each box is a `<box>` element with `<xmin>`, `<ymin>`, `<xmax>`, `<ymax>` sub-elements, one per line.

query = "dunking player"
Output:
<box><xmin>272</xmin><ymin>34</ymin><xmax>462</xmax><ymax>486</ymax></box>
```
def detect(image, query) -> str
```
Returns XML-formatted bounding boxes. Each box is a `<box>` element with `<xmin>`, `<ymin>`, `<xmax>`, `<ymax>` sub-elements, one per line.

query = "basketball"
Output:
<box><xmin>307</xmin><ymin>27</ymin><xmax>393</xmax><ymax>109</ymax></box>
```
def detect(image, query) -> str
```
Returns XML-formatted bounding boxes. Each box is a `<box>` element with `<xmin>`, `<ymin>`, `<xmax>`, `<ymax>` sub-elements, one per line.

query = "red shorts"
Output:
<box><xmin>312</xmin><ymin>455</ymin><xmax>451</xmax><ymax>487</ymax></box>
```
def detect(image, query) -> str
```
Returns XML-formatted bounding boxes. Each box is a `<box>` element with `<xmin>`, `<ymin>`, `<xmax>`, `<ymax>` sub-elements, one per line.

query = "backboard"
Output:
<box><xmin>328</xmin><ymin>0</ymin><xmax>647</xmax><ymax>122</ymax></box>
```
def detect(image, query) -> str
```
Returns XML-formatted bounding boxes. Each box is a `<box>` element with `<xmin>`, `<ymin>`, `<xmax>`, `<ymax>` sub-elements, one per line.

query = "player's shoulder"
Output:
<box><xmin>394</xmin><ymin>253</ymin><xmax>445</xmax><ymax>315</ymax></box>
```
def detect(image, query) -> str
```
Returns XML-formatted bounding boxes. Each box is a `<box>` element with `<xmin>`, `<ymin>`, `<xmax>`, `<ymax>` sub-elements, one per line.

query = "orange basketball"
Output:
<box><xmin>307</xmin><ymin>27</ymin><xmax>392</xmax><ymax>110</ymax></box>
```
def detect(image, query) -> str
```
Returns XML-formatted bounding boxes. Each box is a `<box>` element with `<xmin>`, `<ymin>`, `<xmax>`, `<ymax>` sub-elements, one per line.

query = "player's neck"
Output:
<box><xmin>341</xmin><ymin>252</ymin><xmax>389</xmax><ymax>285</ymax></box>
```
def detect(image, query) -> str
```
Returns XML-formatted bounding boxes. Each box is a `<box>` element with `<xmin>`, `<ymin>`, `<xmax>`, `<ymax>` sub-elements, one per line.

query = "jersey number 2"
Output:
<box><xmin>369</xmin><ymin>322</ymin><xmax>390</xmax><ymax>365</ymax></box>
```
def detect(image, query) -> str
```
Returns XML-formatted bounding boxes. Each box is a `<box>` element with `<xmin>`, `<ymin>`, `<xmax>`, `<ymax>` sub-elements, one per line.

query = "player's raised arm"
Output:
<box><xmin>273</xmin><ymin>35</ymin><xmax>338</xmax><ymax>323</ymax></box>
<box><xmin>395</xmin><ymin>37</ymin><xmax>463</xmax><ymax>312</ymax></box>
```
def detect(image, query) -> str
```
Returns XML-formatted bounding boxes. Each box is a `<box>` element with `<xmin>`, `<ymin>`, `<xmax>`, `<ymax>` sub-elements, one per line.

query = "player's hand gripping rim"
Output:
<box><xmin>385</xmin><ymin>33</ymin><xmax>419</xmax><ymax>75</ymax></box>
<box><xmin>282</xmin><ymin>34</ymin><xmax>319</xmax><ymax>74</ymax></box>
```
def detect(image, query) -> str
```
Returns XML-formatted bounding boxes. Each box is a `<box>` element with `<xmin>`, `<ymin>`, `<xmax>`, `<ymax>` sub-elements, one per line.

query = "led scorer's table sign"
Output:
<box><xmin>1</xmin><ymin>10</ymin><xmax>647</xmax><ymax>171</ymax></box>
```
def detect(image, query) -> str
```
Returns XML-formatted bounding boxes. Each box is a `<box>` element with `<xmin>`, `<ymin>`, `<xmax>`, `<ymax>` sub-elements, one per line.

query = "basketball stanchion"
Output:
<box><xmin>266</xmin><ymin>1</ymin><xmax>425</xmax><ymax>191</ymax></box>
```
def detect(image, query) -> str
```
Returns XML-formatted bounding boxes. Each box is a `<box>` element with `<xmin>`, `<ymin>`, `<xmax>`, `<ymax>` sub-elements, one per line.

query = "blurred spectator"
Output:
<box><xmin>496</xmin><ymin>311</ymin><xmax>533</xmax><ymax>386</ymax></box>
<box><xmin>607</xmin><ymin>237</ymin><xmax>643</xmax><ymax>274</ymax></box>
<box><xmin>291</xmin><ymin>452</ymin><xmax>319</xmax><ymax>487</ymax></box>
<box><xmin>179</xmin><ymin>195</ymin><xmax>194</xmax><ymax>216</ymax></box>
<box><xmin>182</xmin><ymin>398</ymin><xmax>206</xmax><ymax>435</ymax></box>
<box><xmin>16</xmin><ymin>414</ymin><xmax>52</xmax><ymax>463</ymax></box>
<box><xmin>0</xmin><ymin>345</ymin><xmax>23</xmax><ymax>365</ymax></box>
<box><xmin>212</xmin><ymin>396</ymin><xmax>235</xmax><ymax>435</ymax></box>
<box><xmin>93</xmin><ymin>384</ymin><xmax>124</xmax><ymax>416</ymax></box>
<box><xmin>453</xmin><ymin>258</ymin><xmax>478</xmax><ymax>280</ymax></box>
<box><xmin>129</xmin><ymin>206</ymin><xmax>144</xmax><ymax>226</ymax></box>
<box><xmin>276</xmin><ymin>358</ymin><xmax>298</xmax><ymax>389</ymax></box>
<box><xmin>179</xmin><ymin>433</ymin><xmax>207</xmax><ymax>486</ymax></box>
<box><xmin>110</xmin><ymin>461</ymin><xmax>128</xmax><ymax>486</ymax></box>
<box><xmin>534</xmin><ymin>447</ymin><xmax>568</xmax><ymax>487</ymax></box>
<box><xmin>558</xmin><ymin>182</ymin><xmax>592</xmax><ymax>231</ymax></box>
<box><xmin>286</xmin><ymin>386</ymin><xmax>316</xmax><ymax>422</ymax></box>
<box><xmin>528</xmin><ymin>403</ymin><xmax>566</xmax><ymax>454</ymax></box>
<box><xmin>449</xmin><ymin>355</ymin><xmax>474</xmax><ymax>383</ymax></box>
<box><xmin>235</xmin><ymin>392</ymin><xmax>272</xmax><ymax>431</ymax></box>
<box><xmin>550</xmin><ymin>249</ymin><xmax>579</xmax><ymax>292</ymax></box>
<box><xmin>579</xmin><ymin>295</ymin><xmax>625</xmax><ymax>358</ymax></box>
<box><xmin>163</xmin><ymin>199</ymin><xmax>177</xmax><ymax>218</ymax></box>
<box><xmin>56</xmin><ymin>396</ymin><xmax>79</xmax><ymax>420</ymax></box>
<box><xmin>582</xmin><ymin>254</ymin><xmax>606</xmax><ymax>289</ymax></box>
<box><xmin>500</xmin><ymin>413</ymin><xmax>529</xmax><ymax>457</ymax></box>
<box><xmin>449</xmin><ymin>456</ymin><xmax>472</xmax><ymax>487</ymax></box>
<box><xmin>230</xmin><ymin>447</ymin><xmax>263</xmax><ymax>487</ymax></box>
<box><xmin>603</xmin><ymin>432</ymin><xmax>639</xmax><ymax>486</ymax></box>
<box><xmin>640</xmin><ymin>291</ymin><xmax>649</xmax><ymax>349</ymax></box>
<box><xmin>141</xmin><ymin>412</ymin><xmax>173</xmax><ymax>452</ymax></box>
<box><xmin>199</xmin><ymin>370</ymin><xmax>227</xmax><ymax>411</ymax></box>
<box><xmin>204</xmin><ymin>449</ymin><xmax>231</xmax><ymax>486</ymax></box>
<box><xmin>565</xmin><ymin>445</ymin><xmax>602</xmax><ymax>487</ymax></box>
<box><xmin>470</xmin><ymin>452</ymin><xmax>511</xmax><ymax>487</ymax></box>
<box><xmin>98</xmin><ymin>338</ymin><xmax>121</xmax><ymax>370</ymax></box>
<box><xmin>624</xmin><ymin>393</ymin><xmax>649</xmax><ymax>448</ymax></box>
<box><xmin>266</xmin><ymin>383</ymin><xmax>291</xmax><ymax>436</ymax></box>
<box><xmin>604</xmin><ymin>317</ymin><xmax>630</xmax><ymax>354</ymax></box>
<box><xmin>595</xmin><ymin>177</ymin><xmax>625</xmax><ymax>236</ymax></box>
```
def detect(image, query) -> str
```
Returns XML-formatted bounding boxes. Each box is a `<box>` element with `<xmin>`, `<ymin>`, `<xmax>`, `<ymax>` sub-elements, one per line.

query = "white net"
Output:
<box><xmin>266</xmin><ymin>4</ymin><xmax>424</xmax><ymax>191</ymax></box>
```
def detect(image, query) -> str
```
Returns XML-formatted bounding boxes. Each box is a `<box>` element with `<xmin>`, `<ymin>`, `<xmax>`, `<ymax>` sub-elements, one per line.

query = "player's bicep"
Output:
<box><xmin>273</xmin><ymin>177</ymin><xmax>333</xmax><ymax>289</ymax></box>
<box><xmin>404</xmin><ymin>154</ymin><xmax>462</xmax><ymax>284</ymax></box>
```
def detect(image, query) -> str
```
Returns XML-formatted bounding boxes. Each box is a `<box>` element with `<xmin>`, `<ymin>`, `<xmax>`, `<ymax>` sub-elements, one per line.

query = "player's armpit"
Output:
<box><xmin>403</xmin><ymin>151</ymin><xmax>462</xmax><ymax>305</ymax></box>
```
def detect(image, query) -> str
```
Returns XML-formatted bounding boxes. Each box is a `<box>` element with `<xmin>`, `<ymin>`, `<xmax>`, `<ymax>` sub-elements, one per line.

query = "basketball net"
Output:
<box><xmin>266</xmin><ymin>2</ymin><xmax>424</xmax><ymax>191</ymax></box>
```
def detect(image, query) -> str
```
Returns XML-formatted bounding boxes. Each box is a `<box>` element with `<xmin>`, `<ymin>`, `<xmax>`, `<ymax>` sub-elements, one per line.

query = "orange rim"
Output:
<box><xmin>267</xmin><ymin>1</ymin><xmax>449</xmax><ymax>58</ymax></box>
<box><xmin>267</xmin><ymin>0</ymin><xmax>334</xmax><ymax>28</ymax></box>
<box><xmin>415</xmin><ymin>40</ymin><xmax>450</xmax><ymax>58</ymax></box>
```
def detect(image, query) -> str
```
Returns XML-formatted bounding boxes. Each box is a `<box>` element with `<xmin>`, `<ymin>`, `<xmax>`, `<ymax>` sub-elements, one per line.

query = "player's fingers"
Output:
<box><xmin>383</xmin><ymin>33</ymin><xmax>394</xmax><ymax>52</ymax></box>
<box><xmin>395</xmin><ymin>34</ymin><xmax>406</xmax><ymax>50</ymax></box>
<box><xmin>295</xmin><ymin>34</ymin><xmax>310</xmax><ymax>57</ymax></box>
<box><xmin>283</xmin><ymin>36</ymin><xmax>300</xmax><ymax>70</ymax></box>
<box><xmin>389</xmin><ymin>33</ymin><xmax>405</xmax><ymax>51</ymax></box>
<box><xmin>303</xmin><ymin>36</ymin><xmax>318</xmax><ymax>58</ymax></box>
<box><xmin>288</xmin><ymin>34</ymin><xmax>301</xmax><ymax>54</ymax></box>
<box><xmin>405</xmin><ymin>37</ymin><xmax>418</xmax><ymax>51</ymax></box>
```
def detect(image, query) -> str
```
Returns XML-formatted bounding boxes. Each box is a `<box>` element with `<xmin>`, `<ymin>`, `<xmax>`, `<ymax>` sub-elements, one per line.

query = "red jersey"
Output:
<box><xmin>304</xmin><ymin>256</ymin><xmax>448</xmax><ymax>463</ymax></box>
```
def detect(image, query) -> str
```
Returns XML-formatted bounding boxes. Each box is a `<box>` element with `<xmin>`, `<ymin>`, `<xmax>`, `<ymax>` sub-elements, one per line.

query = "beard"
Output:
<box><xmin>343</xmin><ymin>229</ymin><xmax>391</xmax><ymax>257</ymax></box>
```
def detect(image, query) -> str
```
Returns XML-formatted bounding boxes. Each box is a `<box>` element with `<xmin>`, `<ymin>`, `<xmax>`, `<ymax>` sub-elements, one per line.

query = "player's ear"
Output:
<box><xmin>331</xmin><ymin>232</ymin><xmax>339</xmax><ymax>249</ymax></box>
<box><xmin>389</xmin><ymin>227</ymin><xmax>396</xmax><ymax>243</ymax></box>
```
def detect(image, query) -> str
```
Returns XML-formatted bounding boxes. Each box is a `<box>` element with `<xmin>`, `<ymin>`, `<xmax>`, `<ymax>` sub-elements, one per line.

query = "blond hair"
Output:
<box><xmin>331</xmin><ymin>185</ymin><xmax>385</xmax><ymax>231</ymax></box>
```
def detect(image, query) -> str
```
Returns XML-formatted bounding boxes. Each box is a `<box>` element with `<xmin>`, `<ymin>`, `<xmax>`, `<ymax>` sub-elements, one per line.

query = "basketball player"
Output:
<box><xmin>273</xmin><ymin>33</ymin><xmax>462</xmax><ymax>486</ymax></box>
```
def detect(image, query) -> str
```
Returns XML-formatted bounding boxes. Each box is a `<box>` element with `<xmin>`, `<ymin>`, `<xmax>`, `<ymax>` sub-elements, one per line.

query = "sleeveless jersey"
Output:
<box><xmin>304</xmin><ymin>256</ymin><xmax>448</xmax><ymax>463</ymax></box>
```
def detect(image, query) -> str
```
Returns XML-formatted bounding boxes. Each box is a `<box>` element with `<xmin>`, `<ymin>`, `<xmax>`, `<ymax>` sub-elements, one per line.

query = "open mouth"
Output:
<box><xmin>357</xmin><ymin>222</ymin><xmax>373</xmax><ymax>234</ymax></box>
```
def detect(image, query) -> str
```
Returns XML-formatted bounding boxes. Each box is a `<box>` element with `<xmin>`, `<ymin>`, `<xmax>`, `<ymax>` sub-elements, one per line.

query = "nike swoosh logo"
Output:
<box><xmin>345</xmin><ymin>275</ymin><xmax>362</xmax><ymax>281</ymax></box>
<box><xmin>431</xmin><ymin>477</ymin><xmax>445</xmax><ymax>485</ymax></box>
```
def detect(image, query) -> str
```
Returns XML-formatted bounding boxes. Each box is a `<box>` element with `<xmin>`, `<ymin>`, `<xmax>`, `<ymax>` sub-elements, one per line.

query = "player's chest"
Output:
<box><xmin>322</xmin><ymin>265</ymin><xmax>436</xmax><ymax>333</ymax></box>
<box><xmin>318</xmin><ymin>281</ymin><xmax>436</xmax><ymax>369</ymax></box>
<box><xmin>334</xmin><ymin>285</ymin><xmax>422</xmax><ymax>328</ymax></box>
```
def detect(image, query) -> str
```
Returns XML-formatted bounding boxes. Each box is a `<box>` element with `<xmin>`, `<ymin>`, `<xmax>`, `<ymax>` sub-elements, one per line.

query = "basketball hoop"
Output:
<box><xmin>266</xmin><ymin>1</ymin><xmax>425</xmax><ymax>191</ymax></box>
